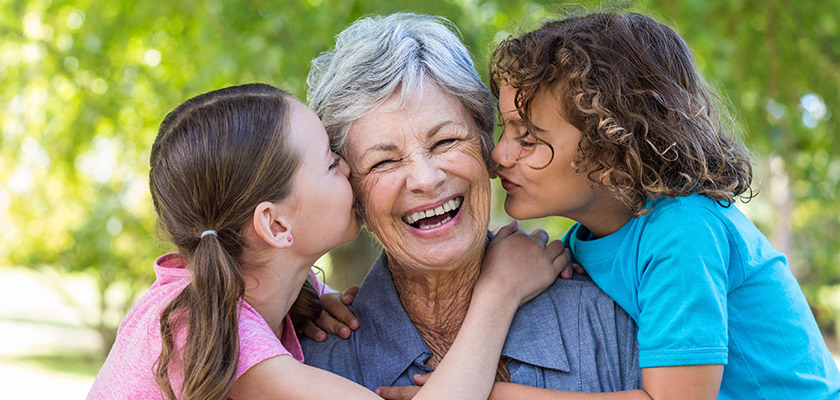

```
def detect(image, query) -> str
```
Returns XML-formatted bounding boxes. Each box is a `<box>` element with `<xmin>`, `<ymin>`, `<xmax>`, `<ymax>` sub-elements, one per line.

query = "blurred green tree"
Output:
<box><xmin>1</xmin><ymin>0</ymin><xmax>838</xmax><ymax>354</ymax></box>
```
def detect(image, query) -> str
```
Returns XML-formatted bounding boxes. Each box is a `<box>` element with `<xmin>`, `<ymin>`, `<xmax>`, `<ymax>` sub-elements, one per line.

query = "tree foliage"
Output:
<box><xmin>2</xmin><ymin>0</ymin><xmax>839</xmax><ymax>350</ymax></box>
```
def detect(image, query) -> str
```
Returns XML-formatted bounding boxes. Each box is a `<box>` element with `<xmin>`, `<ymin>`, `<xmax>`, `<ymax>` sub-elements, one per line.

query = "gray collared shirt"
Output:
<box><xmin>301</xmin><ymin>252</ymin><xmax>641</xmax><ymax>392</ymax></box>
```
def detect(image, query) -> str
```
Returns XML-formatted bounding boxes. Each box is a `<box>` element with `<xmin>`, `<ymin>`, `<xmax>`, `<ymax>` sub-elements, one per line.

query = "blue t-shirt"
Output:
<box><xmin>564</xmin><ymin>194</ymin><xmax>840</xmax><ymax>399</ymax></box>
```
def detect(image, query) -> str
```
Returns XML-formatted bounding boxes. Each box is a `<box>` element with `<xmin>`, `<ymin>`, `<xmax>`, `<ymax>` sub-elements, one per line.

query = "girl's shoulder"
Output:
<box><xmin>151</xmin><ymin>253</ymin><xmax>191</xmax><ymax>287</ymax></box>
<box><xmin>308</xmin><ymin>268</ymin><xmax>334</xmax><ymax>295</ymax></box>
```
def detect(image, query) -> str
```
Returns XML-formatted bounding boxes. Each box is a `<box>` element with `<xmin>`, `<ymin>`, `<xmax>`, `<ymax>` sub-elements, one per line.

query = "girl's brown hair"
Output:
<box><xmin>490</xmin><ymin>12</ymin><xmax>754</xmax><ymax>216</ymax></box>
<box><xmin>149</xmin><ymin>83</ymin><xmax>323</xmax><ymax>399</ymax></box>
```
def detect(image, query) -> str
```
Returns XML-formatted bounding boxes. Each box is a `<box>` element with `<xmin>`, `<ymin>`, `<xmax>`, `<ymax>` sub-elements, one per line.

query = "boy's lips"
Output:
<box><xmin>496</xmin><ymin>172</ymin><xmax>520</xmax><ymax>192</ymax></box>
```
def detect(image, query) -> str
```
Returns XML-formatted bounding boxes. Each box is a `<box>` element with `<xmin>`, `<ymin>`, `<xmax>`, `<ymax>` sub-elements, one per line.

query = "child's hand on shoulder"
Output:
<box><xmin>300</xmin><ymin>285</ymin><xmax>360</xmax><ymax>342</ymax></box>
<box><xmin>480</xmin><ymin>220</ymin><xmax>571</xmax><ymax>306</ymax></box>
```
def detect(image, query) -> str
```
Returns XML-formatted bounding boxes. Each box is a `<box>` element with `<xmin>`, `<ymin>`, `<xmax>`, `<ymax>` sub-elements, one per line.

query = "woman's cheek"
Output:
<box><xmin>441</xmin><ymin>146</ymin><xmax>486</xmax><ymax>173</ymax></box>
<box><xmin>462</xmin><ymin>139</ymin><xmax>487</xmax><ymax>164</ymax></box>
<box><xmin>443</xmin><ymin>149</ymin><xmax>492</xmax><ymax>229</ymax></box>
<box><xmin>355</xmin><ymin>172</ymin><xmax>395</xmax><ymax>225</ymax></box>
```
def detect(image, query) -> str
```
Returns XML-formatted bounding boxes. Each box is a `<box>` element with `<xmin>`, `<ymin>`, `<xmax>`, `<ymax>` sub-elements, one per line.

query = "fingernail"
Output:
<box><xmin>317</xmin><ymin>331</ymin><xmax>326</xmax><ymax>341</ymax></box>
<box><xmin>350</xmin><ymin>319</ymin><xmax>359</xmax><ymax>329</ymax></box>
<box><xmin>375</xmin><ymin>388</ymin><xmax>381</xmax><ymax>395</ymax></box>
<box><xmin>341</xmin><ymin>327</ymin><xmax>350</xmax><ymax>337</ymax></box>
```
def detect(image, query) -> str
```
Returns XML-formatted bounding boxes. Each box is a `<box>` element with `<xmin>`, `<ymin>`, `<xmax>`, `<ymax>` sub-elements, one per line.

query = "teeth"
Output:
<box><xmin>403</xmin><ymin>197</ymin><xmax>462</xmax><ymax>225</ymax></box>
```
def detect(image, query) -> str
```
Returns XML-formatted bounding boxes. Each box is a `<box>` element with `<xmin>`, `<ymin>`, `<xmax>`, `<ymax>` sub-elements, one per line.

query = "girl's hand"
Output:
<box><xmin>375</xmin><ymin>373</ymin><xmax>430</xmax><ymax>400</ymax></box>
<box><xmin>301</xmin><ymin>285</ymin><xmax>360</xmax><ymax>342</ymax></box>
<box><xmin>481</xmin><ymin>220</ymin><xmax>569</xmax><ymax>306</ymax></box>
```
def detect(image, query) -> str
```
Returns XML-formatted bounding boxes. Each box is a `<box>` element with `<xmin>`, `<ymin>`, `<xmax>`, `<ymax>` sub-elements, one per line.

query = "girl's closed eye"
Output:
<box><xmin>329</xmin><ymin>152</ymin><xmax>341</xmax><ymax>170</ymax></box>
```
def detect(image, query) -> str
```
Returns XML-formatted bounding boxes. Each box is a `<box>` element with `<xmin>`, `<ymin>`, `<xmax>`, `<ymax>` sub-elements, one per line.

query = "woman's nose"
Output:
<box><xmin>405</xmin><ymin>156</ymin><xmax>446</xmax><ymax>194</ymax></box>
<box><xmin>492</xmin><ymin>133</ymin><xmax>515</xmax><ymax>168</ymax></box>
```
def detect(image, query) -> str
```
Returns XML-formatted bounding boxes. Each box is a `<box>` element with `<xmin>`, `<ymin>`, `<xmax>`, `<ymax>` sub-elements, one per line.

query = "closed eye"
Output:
<box><xmin>434</xmin><ymin>138</ymin><xmax>458</xmax><ymax>148</ymax></box>
<box><xmin>329</xmin><ymin>153</ymin><xmax>341</xmax><ymax>170</ymax></box>
<box><xmin>369</xmin><ymin>159</ymin><xmax>397</xmax><ymax>171</ymax></box>
<box><xmin>516</xmin><ymin>131</ymin><xmax>537</xmax><ymax>148</ymax></box>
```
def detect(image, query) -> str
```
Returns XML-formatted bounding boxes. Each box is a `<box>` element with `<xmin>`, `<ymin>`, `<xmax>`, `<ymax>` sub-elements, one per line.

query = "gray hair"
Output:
<box><xmin>307</xmin><ymin>12</ymin><xmax>496</xmax><ymax>169</ymax></box>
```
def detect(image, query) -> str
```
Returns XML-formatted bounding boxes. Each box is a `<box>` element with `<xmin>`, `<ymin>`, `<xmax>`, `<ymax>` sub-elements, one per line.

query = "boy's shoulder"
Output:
<box><xmin>645</xmin><ymin>194</ymin><xmax>728</xmax><ymax>222</ymax></box>
<box><xmin>638</xmin><ymin>195</ymin><xmax>739</xmax><ymax>243</ymax></box>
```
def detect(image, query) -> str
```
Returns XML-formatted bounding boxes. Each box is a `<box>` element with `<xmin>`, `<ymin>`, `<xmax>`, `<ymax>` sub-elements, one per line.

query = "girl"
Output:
<box><xmin>87</xmin><ymin>83</ymin><xmax>570</xmax><ymax>399</ymax></box>
<box><xmin>488</xmin><ymin>11</ymin><xmax>840</xmax><ymax>400</ymax></box>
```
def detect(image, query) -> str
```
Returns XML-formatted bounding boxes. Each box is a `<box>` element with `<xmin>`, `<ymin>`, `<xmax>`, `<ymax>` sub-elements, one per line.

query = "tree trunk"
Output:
<box><xmin>769</xmin><ymin>154</ymin><xmax>796</xmax><ymax>276</ymax></box>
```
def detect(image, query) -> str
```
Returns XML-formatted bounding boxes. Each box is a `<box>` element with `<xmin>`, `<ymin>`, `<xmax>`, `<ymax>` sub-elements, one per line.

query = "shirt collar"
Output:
<box><xmin>353</xmin><ymin>246</ymin><xmax>570</xmax><ymax>385</ymax></box>
<box><xmin>354</xmin><ymin>252</ymin><xmax>433</xmax><ymax>386</ymax></box>
<box><xmin>502</xmin><ymin>281</ymin><xmax>570</xmax><ymax>372</ymax></box>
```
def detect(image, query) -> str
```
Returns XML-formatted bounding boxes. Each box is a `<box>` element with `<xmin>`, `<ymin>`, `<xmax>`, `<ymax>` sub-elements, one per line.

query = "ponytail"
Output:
<box><xmin>156</xmin><ymin>235</ymin><xmax>244</xmax><ymax>400</ymax></box>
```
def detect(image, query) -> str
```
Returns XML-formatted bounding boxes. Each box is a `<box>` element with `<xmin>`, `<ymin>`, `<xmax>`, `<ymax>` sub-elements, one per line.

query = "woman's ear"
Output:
<box><xmin>252</xmin><ymin>201</ymin><xmax>293</xmax><ymax>249</ymax></box>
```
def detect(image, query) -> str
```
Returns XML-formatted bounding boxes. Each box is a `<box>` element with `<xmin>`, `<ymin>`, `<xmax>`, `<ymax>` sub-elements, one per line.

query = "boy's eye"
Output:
<box><xmin>516</xmin><ymin>132</ymin><xmax>537</xmax><ymax>148</ymax></box>
<box><xmin>518</xmin><ymin>140</ymin><xmax>537</xmax><ymax>149</ymax></box>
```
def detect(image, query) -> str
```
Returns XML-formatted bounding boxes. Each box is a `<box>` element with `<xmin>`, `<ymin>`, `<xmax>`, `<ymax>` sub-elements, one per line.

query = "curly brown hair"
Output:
<box><xmin>490</xmin><ymin>11</ymin><xmax>754</xmax><ymax>216</ymax></box>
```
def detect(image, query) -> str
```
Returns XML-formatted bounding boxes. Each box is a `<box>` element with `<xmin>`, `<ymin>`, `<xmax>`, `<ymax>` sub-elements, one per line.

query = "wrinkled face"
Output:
<box><xmin>492</xmin><ymin>84</ymin><xmax>598</xmax><ymax>222</ymax></box>
<box><xmin>286</xmin><ymin>101</ymin><xmax>361</xmax><ymax>258</ymax></box>
<box><xmin>343</xmin><ymin>82</ymin><xmax>491</xmax><ymax>272</ymax></box>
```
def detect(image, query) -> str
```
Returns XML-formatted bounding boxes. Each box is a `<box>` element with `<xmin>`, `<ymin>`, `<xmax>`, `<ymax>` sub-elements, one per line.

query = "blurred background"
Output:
<box><xmin>1</xmin><ymin>0</ymin><xmax>838</xmax><ymax>397</ymax></box>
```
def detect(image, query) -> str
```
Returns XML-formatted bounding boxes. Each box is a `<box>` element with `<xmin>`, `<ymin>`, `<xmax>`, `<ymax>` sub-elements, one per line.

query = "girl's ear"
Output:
<box><xmin>252</xmin><ymin>201</ymin><xmax>293</xmax><ymax>249</ymax></box>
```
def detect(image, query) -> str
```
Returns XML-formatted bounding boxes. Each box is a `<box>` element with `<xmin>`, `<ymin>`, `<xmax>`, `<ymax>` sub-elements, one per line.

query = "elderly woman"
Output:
<box><xmin>300</xmin><ymin>13</ymin><xmax>641</xmax><ymax>395</ymax></box>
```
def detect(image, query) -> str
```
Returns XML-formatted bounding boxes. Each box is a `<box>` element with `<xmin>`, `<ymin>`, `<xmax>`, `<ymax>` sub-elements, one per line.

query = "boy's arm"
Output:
<box><xmin>379</xmin><ymin>365</ymin><xmax>722</xmax><ymax>400</ymax></box>
<box><xmin>300</xmin><ymin>284</ymin><xmax>360</xmax><ymax>341</ymax></box>
<box><xmin>486</xmin><ymin>365</ymin><xmax>722</xmax><ymax>400</ymax></box>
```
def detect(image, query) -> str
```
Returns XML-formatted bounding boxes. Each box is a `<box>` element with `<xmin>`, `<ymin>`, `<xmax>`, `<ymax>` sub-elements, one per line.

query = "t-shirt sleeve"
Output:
<box><xmin>636</xmin><ymin>205</ymin><xmax>730</xmax><ymax>368</ymax></box>
<box><xmin>235</xmin><ymin>302</ymin><xmax>294</xmax><ymax>380</ymax></box>
<box><xmin>310</xmin><ymin>268</ymin><xmax>335</xmax><ymax>296</ymax></box>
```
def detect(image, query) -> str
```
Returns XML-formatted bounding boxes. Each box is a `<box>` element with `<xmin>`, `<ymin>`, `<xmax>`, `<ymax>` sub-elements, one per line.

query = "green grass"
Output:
<box><xmin>5</xmin><ymin>352</ymin><xmax>105</xmax><ymax>378</ymax></box>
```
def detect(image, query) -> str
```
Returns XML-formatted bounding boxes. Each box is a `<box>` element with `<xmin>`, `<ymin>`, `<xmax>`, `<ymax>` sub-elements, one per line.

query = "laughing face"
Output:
<box><xmin>343</xmin><ymin>82</ymin><xmax>491</xmax><ymax>272</ymax></box>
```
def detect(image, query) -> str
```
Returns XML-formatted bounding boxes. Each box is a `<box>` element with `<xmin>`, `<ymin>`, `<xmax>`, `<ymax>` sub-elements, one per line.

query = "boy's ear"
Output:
<box><xmin>253</xmin><ymin>201</ymin><xmax>293</xmax><ymax>249</ymax></box>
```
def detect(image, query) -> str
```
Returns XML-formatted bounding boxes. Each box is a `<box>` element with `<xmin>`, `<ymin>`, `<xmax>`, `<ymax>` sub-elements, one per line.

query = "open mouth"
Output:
<box><xmin>402</xmin><ymin>197</ymin><xmax>463</xmax><ymax>230</ymax></box>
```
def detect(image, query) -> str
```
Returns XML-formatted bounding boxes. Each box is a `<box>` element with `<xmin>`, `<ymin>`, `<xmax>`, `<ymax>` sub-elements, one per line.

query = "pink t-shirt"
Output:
<box><xmin>87</xmin><ymin>253</ymin><xmax>331</xmax><ymax>399</ymax></box>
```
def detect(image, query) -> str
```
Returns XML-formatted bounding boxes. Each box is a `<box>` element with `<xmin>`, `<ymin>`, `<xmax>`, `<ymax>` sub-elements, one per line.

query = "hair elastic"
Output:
<box><xmin>200</xmin><ymin>230</ymin><xmax>217</xmax><ymax>238</ymax></box>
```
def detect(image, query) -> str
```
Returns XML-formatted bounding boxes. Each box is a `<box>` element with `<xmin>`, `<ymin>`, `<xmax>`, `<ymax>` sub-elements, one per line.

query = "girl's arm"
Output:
<box><xmin>230</xmin><ymin>355</ymin><xmax>381</xmax><ymax>399</ymax></box>
<box><xmin>231</xmin><ymin>220</ymin><xmax>567</xmax><ymax>400</ymax></box>
<box><xmin>413</xmin><ymin>221</ymin><xmax>568</xmax><ymax>399</ymax></box>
